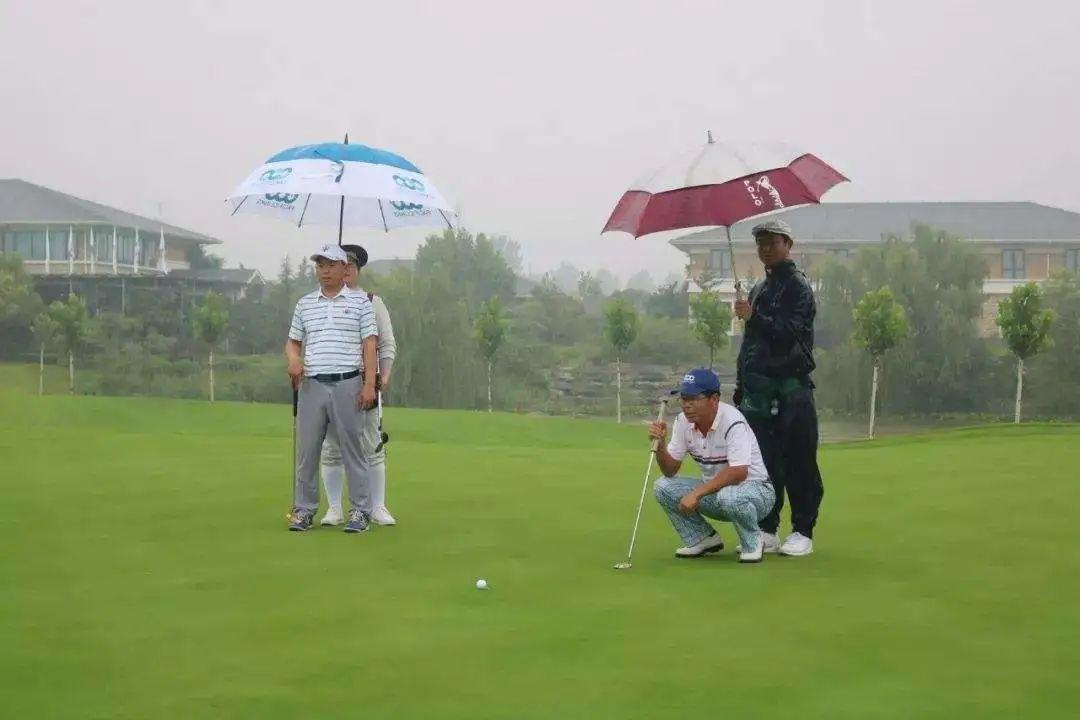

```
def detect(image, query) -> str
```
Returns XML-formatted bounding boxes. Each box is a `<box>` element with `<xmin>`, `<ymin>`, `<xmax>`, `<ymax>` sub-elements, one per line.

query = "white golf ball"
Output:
<box><xmin>475</xmin><ymin>578</ymin><xmax>488</xmax><ymax>590</ymax></box>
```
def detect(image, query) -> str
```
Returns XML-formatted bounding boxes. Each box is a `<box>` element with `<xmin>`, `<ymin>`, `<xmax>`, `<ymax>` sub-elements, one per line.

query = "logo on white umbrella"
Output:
<box><xmin>389</xmin><ymin>200</ymin><xmax>431</xmax><ymax>218</ymax></box>
<box><xmin>260</xmin><ymin>168</ymin><xmax>294</xmax><ymax>183</ymax></box>
<box><xmin>257</xmin><ymin>192</ymin><xmax>300</xmax><ymax>210</ymax></box>
<box><xmin>393</xmin><ymin>175</ymin><xmax>426</xmax><ymax>193</ymax></box>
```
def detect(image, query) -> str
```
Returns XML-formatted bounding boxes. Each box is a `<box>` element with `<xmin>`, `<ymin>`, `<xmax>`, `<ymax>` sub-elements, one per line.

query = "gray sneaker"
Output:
<box><xmin>344</xmin><ymin>508</ymin><xmax>369</xmax><ymax>534</ymax></box>
<box><xmin>287</xmin><ymin>508</ymin><xmax>314</xmax><ymax>532</ymax></box>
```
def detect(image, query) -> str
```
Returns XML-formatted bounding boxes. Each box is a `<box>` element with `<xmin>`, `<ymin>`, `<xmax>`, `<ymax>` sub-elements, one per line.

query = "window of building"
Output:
<box><xmin>95</xmin><ymin>230</ymin><xmax>113</xmax><ymax>262</ymax></box>
<box><xmin>48</xmin><ymin>228</ymin><xmax>69</xmax><ymax>260</ymax></box>
<box><xmin>118</xmin><ymin>233</ymin><xmax>136</xmax><ymax>264</ymax></box>
<box><xmin>827</xmin><ymin>248</ymin><xmax>852</xmax><ymax>259</ymax></box>
<box><xmin>708</xmin><ymin>248</ymin><xmax>733</xmax><ymax>277</ymax></box>
<box><xmin>1002</xmin><ymin>249</ymin><xmax>1026</xmax><ymax>279</ymax></box>
<box><xmin>141</xmin><ymin>238</ymin><xmax>159</xmax><ymax>267</ymax></box>
<box><xmin>1066</xmin><ymin>249</ymin><xmax>1080</xmax><ymax>272</ymax></box>
<box><xmin>6</xmin><ymin>230</ymin><xmax>47</xmax><ymax>259</ymax></box>
<box><xmin>75</xmin><ymin>231</ymin><xmax>89</xmax><ymax>260</ymax></box>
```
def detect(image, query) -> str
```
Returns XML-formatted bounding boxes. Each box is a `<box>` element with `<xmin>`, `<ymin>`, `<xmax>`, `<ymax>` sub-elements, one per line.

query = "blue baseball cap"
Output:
<box><xmin>673</xmin><ymin>368</ymin><xmax>721</xmax><ymax>397</ymax></box>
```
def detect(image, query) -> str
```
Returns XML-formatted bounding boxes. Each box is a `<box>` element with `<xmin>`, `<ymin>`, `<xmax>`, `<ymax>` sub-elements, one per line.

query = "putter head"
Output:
<box><xmin>612</xmin><ymin>561</ymin><xmax>632</xmax><ymax>570</ymax></box>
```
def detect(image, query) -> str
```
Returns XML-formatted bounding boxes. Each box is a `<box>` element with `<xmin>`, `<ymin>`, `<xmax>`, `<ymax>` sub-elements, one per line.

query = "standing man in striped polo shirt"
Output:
<box><xmin>284</xmin><ymin>244</ymin><xmax>379</xmax><ymax>533</ymax></box>
<box><xmin>319</xmin><ymin>244</ymin><xmax>398</xmax><ymax>527</ymax></box>
<box><xmin>648</xmin><ymin>368</ymin><xmax>775</xmax><ymax>563</ymax></box>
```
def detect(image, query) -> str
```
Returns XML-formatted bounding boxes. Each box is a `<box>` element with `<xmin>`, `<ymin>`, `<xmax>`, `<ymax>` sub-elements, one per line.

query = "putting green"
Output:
<box><xmin>2</xmin><ymin>390</ymin><xmax>1077</xmax><ymax>719</ymax></box>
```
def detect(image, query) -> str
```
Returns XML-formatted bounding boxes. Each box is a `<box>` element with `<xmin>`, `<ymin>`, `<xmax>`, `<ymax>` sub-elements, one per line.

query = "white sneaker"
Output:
<box><xmin>320</xmin><ymin>507</ymin><xmax>343</xmax><ymax>526</ymax></box>
<box><xmin>737</xmin><ymin>532</ymin><xmax>780</xmax><ymax>554</ymax></box>
<box><xmin>675</xmin><ymin>532</ymin><xmax>725</xmax><ymax>558</ymax></box>
<box><xmin>780</xmin><ymin>532</ymin><xmax>813</xmax><ymax>556</ymax></box>
<box><xmin>369</xmin><ymin>506</ymin><xmax>396</xmax><ymax>526</ymax></box>
<box><xmin>738</xmin><ymin>537</ymin><xmax>764</xmax><ymax>563</ymax></box>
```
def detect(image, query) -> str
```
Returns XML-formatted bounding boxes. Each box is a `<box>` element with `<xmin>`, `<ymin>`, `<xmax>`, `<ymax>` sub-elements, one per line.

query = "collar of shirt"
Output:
<box><xmin>318</xmin><ymin>286</ymin><xmax>349</xmax><ymax>301</ymax></box>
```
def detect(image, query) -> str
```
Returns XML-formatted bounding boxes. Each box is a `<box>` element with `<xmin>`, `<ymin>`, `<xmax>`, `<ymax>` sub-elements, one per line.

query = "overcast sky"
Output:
<box><xmin>2</xmin><ymin>0</ymin><xmax>1078</xmax><ymax>285</ymax></box>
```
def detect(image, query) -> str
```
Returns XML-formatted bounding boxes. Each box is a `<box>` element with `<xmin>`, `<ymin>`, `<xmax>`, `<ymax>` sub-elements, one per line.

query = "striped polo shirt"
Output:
<box><xmin>667</xmin><ymin>404</ymin><xmax>770</xmax><ymax>486</ymax></box>
<box><xmin>288</xmin><ymin>286</ymin><xmax>378</xmax><ymax>375</ymax></box>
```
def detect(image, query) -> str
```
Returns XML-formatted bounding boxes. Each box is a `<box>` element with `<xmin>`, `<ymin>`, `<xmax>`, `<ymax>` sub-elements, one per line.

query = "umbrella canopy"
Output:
<box><xmin>227</xmin><ymin>142</ymin><xmax>456</xmax><ymax>232</ymax></box>
<box><xmin>603</xmin><ymin>138</ymin><xmax>847</xmax><ymax>238</ymax></box>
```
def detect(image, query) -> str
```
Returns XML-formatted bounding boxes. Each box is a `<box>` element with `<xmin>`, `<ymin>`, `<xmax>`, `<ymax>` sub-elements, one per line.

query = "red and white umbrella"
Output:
<box><xmin>603</xmin><ymin>134</ymin><xmax>848</xmax><ymax>294</ymax></box>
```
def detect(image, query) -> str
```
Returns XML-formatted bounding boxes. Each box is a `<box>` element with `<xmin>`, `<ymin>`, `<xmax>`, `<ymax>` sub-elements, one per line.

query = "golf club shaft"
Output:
<box><xmin>622</xmin><ymin>399</ymin><xmax>667</xmax><ymax>562</ymax></box>
<box><xmin>624</xmin><ymin>450</ymin><xmax>658</xmax><ymax>562</ymax></box>
<box><xmin>291</xmin><ymin>387</ymin><xmax>298</xmax><ymax>500</ymax></box>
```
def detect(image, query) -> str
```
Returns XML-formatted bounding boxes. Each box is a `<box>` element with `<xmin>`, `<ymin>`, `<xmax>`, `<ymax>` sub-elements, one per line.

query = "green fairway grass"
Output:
<box><xmin>2</xmin><ymin>389</ymin><xmax>1078</xmax><ymax>719</ymax></box>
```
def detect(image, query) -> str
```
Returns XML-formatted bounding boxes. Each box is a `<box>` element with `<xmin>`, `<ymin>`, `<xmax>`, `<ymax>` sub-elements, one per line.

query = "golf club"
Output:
<box><xmin>285</xmin><ymin>386</ymin><xmax>298</xmax><ymax>522</ymax></box>
<box><xmin>376</xmin><ymin>389</ymin><xmax>389</xmax><ymax>452</ymax></box>
<box><xmin>613</xmin><ymin>398</ymin><xmax>667</xmax><ymax>570</ymax></box>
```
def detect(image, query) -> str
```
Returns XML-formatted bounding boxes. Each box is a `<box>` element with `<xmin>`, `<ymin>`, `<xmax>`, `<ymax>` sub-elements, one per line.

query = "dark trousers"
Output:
<box><xmin>747</xmin><ymin>387</ymin><xmax>825</xmax><ymax>538</ymax></box>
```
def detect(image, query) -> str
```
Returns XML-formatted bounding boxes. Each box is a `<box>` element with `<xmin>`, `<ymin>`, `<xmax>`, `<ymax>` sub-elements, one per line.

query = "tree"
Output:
<box><xmin>689</xmin><ymin>291</ymin><xmax>732</xmax><ymax>369</ymax></box>
<box><xmin>812</xmin><ymin>255</ymin><xmax>862</xmax><ymax>350</ymax></box>
<box><xmin>577</xmin><ymin>271</ymin><xmax>602</xmax><ymax>299</ymax></box>
<box><xmin>645</xmin><ymin>281</ymin><xmax>689</xmax><ymax>319</ymax></box>
<box><xmin>577</xmin><ymin>271</ymin><xmax>603</xmax><ymax>314</ymax></box>
<box><xmin>625</xmin><ymin>269</ymin><xmax>656</xmax><ymax>293</ymax></box>
<box><xmin>413</xmin><ymin>228</ymin><xmax>517</xmax><ymax>308</ymax></box>
<box><xmin>996</xmin><ymin>283</ymin><xmax>1054</xmax><ymax>423</ymax></box>
<box><xmin>552</xmin><ymin>262</ymin><xmax>581</xmax><ymax>295</ymax></box>
<box><xmin>473</xmin><ymin>297</ymin><xmax>508</xmax><ymax>412</ymax></box>
<box><xmin>0</xmin><ymin>253</ymin><xmax>44</xmax><ymax>355</ymax></box>
<box><xmin>295</xmin><ymin>258</ymin><xmax>315</xmax><ymax>287</ymax></box>
<box><xmin>489</xmin><ymin>235</ymin><xmax>524</xmax><ymax>274</ymax></box>
<box><xmin>524</xmin><ymin>278</ymin><xmax>589</xmax><ymax>346</ymax></box>
<box><xmin>1026</xmin><ymin>271</ymin><xmax>1080</xmax><ymax>419</ymax></box>
<box><xmin>689</xmin><ymin>260</ymin><xmax>721</xmax><ymax>293</ymax></box>
<box><xmin>858</xmin><ymin>227</ymin><xmax>989</xmax><ymax>414</ymax></box>
<box><xmin>47</xmin><ymin>294</ymin><xmax>90</xmax><ymax>394</ymax></box>
<box><xmin>192</xmin><ymin>291</ymin><xmax>230</xmax><ymax>402</ymax></box>
<box><xmin>853</xmin><ymin>287</ymin><xmax>909</xmax><ymax>438</ymax></box>
<box><xmin>603</xmin><ymin>297</ymin><xmax>640</xmax><ymax>423</ymax></box>
<box><xmin>594</xmin><ymin>269</ymin><xmax>621</xmax><ymax>296</ymax></box>
<box><xmin>377</xmin><ymin>229</ymin><xmax>517</xmax><ymax>410</ymax></box>
<box><xmin>814</xmin><ymin>226</ymin><xmax>992</xmax><ymax>416</ymax></box>
<box><xmin>186</xmin><ymin>243</ymin><xmax>225</xmax><ymax>270</ymax></box>
<box><xmin>30</xmin><ymin>312</ymin><xmax>57</xmax><ymax>396</ymax></box>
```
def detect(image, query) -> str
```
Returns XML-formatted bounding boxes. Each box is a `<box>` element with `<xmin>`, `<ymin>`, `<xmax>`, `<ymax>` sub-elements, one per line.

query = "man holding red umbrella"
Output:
<box><xmin>603</xmin><ymin>135</ymin><xmax>844</xmax><ymax>560</ymax></box>
<box><xmin>733</xmin><ymin>218</ymin><xmax>823</xmax><ymax>557</ymax></box>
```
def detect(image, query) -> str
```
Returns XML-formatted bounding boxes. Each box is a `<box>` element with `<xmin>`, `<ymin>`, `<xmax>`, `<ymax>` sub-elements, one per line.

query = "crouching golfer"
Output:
<box><xmin>648</xmin><ymin>368</ymin><xmax>775</xmax><ymax>563</ymax></box>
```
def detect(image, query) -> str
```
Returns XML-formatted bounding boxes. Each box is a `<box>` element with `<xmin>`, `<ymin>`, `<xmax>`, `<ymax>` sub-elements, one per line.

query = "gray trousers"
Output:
<box><xmin>320</xmin><ymin>404</ymin><xmax>384</xmax><ymax>513</ymax></box>
<box><xmin>321</xmin><ymin>402</ymin><xmax>385</xmax><ymax>465</ymax></box>
<box><xmin>294</xmin><ymin>375</ymin><xmax>370</xmax><ymax>512</ymax></box>
<box><xmin>653</xmin><ymin>475</ymin><xmax>776</xmax><ymax>551</ymax></box>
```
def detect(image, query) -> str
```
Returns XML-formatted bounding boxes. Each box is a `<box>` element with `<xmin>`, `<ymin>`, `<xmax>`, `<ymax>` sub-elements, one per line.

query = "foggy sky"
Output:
<box><xmin>2</xmin><ymin>0</ymin><xmax>1078</xmax><ymax>285</ymax></box>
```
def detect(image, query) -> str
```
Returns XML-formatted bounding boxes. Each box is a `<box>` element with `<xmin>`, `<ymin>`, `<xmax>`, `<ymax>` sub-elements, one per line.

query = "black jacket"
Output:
<box><xmin>736</xmin><ymin>259</ymin><xmax>816</xmax><ymax>386</ymax></box>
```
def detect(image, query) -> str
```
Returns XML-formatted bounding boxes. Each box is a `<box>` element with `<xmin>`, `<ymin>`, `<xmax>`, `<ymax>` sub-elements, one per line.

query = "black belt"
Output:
<box><xmin>309</xmin><ymin>370</ymin><xmax>361</xmax><ymax>383</ymax></box>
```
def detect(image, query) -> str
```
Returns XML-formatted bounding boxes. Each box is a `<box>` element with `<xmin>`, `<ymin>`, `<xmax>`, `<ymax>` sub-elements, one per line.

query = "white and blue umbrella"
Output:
<box><xmin>227</xmin><ymin>140</ymin><xmax>456</xmax><ymax>238</ymax></box>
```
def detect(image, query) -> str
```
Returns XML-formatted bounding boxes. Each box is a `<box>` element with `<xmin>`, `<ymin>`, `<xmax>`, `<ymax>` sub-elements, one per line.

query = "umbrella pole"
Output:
<box><xmin>337</xmin><ymin>196</ymin><xmax>345</xmax><ymax>246</ymax></box>
<box><xmin>338</xmin><ymin>132</ymin><xmax>348</xmax><ymax>246</ymax></box>
<box><xmin>726</xmin><ymin>225</ymin><xmax>743</xmax><ymax>301</ymax></box>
